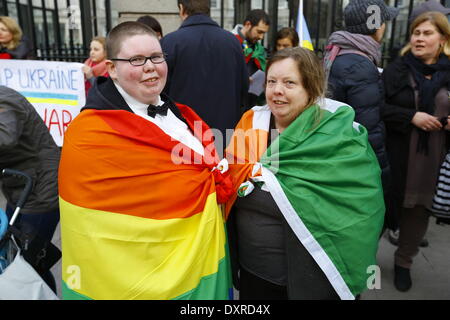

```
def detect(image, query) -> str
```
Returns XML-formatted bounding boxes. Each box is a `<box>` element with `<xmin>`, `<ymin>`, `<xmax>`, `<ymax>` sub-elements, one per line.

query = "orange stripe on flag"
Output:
<box><xmin>59</xmin><ymin>110</ymin><xmax>216</xmax><ymax>220</ymax></box>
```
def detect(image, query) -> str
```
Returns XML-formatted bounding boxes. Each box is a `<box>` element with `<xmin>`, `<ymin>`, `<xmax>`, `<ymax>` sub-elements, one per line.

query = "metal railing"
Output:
<box><xmin>36</xmin><ymin>43</ymin><xmax>88</xmax><ymax>62</ymax></box>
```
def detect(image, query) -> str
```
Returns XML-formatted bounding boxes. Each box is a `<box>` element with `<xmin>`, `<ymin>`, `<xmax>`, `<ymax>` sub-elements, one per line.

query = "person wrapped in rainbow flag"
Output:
<box><xmin>58</xmin><ymin>22</ymin><xmax>233</xmax><ymax>300</ymax></box>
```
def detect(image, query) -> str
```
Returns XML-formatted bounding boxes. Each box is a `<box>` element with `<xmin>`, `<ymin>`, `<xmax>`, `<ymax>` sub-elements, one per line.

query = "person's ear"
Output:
<box><xmin>106</xmin><ymin>60</ymin><xmax>117</xmax><ymax>80</ymax></box>
<box><xmin>440</xmin><ymin>35</ymin><xmax>447</xmax><ymax>49</ymax></box>
<box><xmin>178</xmin><ymin>4</ymin><xmax>188</xmax><ymax>20</ymax></box>
<box><xmin>242</xmin><ymin>21</ymin><xmax>252</xmax><ymax>34</ymax></box>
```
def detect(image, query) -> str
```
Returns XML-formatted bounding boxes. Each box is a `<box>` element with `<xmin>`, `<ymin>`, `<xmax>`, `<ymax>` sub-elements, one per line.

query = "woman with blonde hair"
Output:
<box><xmin>382</xmin><ymin>11</ymin><xmax>450</xmax><ymax>292</ymax></box>
<box><xmin>0</xmin><ymin>16</ymin><xmax>34</xmax><ymax>59</ymax></box>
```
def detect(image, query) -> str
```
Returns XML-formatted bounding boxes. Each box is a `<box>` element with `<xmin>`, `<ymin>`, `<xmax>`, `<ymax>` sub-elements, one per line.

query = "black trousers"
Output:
<box><xmin>239</xmin><ymin>267</ymin><xmax>288</xmax><ymax>300</ymax></box>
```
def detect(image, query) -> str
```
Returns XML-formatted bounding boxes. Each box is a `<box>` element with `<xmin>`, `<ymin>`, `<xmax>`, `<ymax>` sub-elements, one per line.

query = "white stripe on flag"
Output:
<box><xmin>261</xmin><ymin>166</ymin><xmax>355</xmax><ymax>300</ymax></box>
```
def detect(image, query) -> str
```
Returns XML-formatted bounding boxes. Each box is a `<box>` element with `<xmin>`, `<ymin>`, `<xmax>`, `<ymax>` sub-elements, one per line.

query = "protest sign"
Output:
<box><xmin>0</xmin><ymin>59</ymin><xmax>85</xmax><ymax>146</ymax></box>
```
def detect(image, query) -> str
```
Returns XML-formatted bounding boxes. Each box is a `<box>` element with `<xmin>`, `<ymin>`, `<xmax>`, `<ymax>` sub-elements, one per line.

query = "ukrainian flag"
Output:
<box><xmin>296</xmin><ymin>3</ymin><xmax>314</xmax><ymax>51</ymax></box>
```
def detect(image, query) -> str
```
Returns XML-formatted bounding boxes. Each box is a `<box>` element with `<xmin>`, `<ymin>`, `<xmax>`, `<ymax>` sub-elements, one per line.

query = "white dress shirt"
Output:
<box><xmin>114</xmin><ymin>82</ymin><xmax>205</xmax><ymax>156</ymax></box>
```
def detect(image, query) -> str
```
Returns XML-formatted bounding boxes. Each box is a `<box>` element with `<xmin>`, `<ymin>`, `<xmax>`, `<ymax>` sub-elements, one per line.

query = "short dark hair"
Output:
<box><xmin>137</xmin><ymin>15</ymin><xmax>163</xmax><ymax>37</ymax></box>
<box><xmin>177</xmin><ymin>0</ymin><xmax>210</xmax><ymax>16</ymax></box>
<box><xmin>276</xmin><ymin>27</ymin><xmax>299</xmax><ymax>47</ymax></box>
<box><xmin>106</xmin><ymin>21</ymin><xmax>157</xmax><ymax>59</ymax></box>
<box><xmin>244</xmin><ymin>9</ymin><xmax>270</xmax><ymax>27</ymax></box>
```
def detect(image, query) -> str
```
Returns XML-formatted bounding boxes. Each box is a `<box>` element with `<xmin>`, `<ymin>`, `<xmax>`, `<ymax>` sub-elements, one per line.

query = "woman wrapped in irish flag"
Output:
<box><xmin>58</xmin><ymin>21</ymin><xmax>233</xmax><ymax>300</ymax></box>
<box><xmin>225</xmin><ymin>47</ymin><xmax>385</xmax><ymax>300</ymax></box>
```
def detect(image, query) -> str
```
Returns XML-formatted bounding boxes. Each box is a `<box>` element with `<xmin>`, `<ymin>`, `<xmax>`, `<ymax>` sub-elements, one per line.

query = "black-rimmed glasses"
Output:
<box><xmin>110</xmin><ymin>53</ymin><xmax>167</xmax><ymax>66</ymax></box>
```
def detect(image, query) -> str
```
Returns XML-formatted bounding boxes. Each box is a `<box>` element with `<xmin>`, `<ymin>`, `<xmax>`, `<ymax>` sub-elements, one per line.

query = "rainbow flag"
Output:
<box><xmin>296</xmin><ymin>4</ymin><xmax>314</xmax><ymax>51</ymax></box>
<box><xmin>225</xmin><ymin>99</ymin><xmax>384</xmax><ymax>299</ymax></box>
<box><xmin>59</xmin><ymin>105</ymin><xmax>232</xmax><ymax>300</ymax></box>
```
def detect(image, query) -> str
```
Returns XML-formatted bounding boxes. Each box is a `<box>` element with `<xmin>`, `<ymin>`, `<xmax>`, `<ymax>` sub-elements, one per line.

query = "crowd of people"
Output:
<box><xmin>1</xmin><ymin>0</ymin><xmax>450</xmax><ymax>300</ymax></box>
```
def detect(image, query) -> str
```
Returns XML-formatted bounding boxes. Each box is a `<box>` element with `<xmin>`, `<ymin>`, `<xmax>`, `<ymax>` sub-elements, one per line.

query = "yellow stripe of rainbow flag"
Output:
<box><xmin>60</xmin><ymin>192</ymin><xmax>229</xmax><ymax>300</ymax></box>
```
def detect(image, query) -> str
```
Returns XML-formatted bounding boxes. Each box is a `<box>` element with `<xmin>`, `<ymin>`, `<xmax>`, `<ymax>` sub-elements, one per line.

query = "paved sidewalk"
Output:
<box><xmin>51</xmin><ymin>215</ymin><xmax>450</xmax><ymax>300</ymax></box>
<box><xmin>2</xmin><ymin>191</ymin><xmax>449</xmax><ymax>300</ymax></box>
<box><xmin>362</xmin><ymin>220</ymin><xmax>450</xmax><ymax>300</ymax></box>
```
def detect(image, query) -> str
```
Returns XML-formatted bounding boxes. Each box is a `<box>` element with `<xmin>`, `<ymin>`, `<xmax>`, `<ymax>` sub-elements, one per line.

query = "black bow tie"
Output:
<box><xmin>147</xmin><ymin>102</ymin><xmax>169</xmax><ymax>118</ymax></box>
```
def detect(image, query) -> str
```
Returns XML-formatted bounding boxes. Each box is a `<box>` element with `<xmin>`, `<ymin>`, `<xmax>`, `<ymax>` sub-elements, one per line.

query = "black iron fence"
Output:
<box><xmin>1</xmin><ymin>0</ymin><xmax>448</xmax><ymax>63</ymax></box>
<box><xmin>1</xmin><ymin>0</ymin><xmax>110</xmax><ymax>63</ymax></box>
<box><xmin>230</xmin><ymin>0</ymin><xmax>448</xmax><ymax>67</ymax></box>
<box><xmin>292</xmin><ymin>0</ymin><xmax>449</xmax><ymax>66</ymax></box>
<box><xmin>37</xmin><ymin>43</ymin><xmax>87</xmax><ymax>62</ymax></box>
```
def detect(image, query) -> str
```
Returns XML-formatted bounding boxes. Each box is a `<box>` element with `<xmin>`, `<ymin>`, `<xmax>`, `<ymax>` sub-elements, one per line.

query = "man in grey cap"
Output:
<box><xmin>409</xmin><ymin>0</ymin><xmax>450</xmax><ymax>24</ymax></box>
<box><xmin>324</xmin><ymin>0</ymin><xmax>399</xmax><ymax>225</ymax></box>
<box><xmin>343</xmin><ymin>0</ymin><xmax>400</xmax><ymax>35</ymax></box>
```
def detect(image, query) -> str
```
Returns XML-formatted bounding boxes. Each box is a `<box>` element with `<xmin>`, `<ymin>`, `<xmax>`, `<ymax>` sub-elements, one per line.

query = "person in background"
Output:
<box><xmin>387</xmin><ymin>0</ymin><xmax>450</xmax><ymax>248</ymax></box>
<box><xmin>82</xmin><ymin>36</ymin><xmax>108</xmax><ymax>94</ymax></box>
<box><xmin>382</xmin><ymin>11</ymin><xmax>450</xmax><ymax>292</ymax></box>
<box><xmin>0</xmin><ymin>86</ymin><xmax>60</xmax><ymax>292</ymax></box>
<box><xmin>225</xmin><ymin>47</ymin><xmax>384</xmax><ymax>300</ymax></box>
<box><xmin>0</xmin><ymin>16</ymin><xmax>34</xmax><ymax>59</ymax></box>
<box><xmin>324</xmin><ymin>0</ymin><xmax>398</xmax><ymax>227</ymax></box>
<box><xmin>137</xmin><ymin>15</ymin><xmax>163</xmax><ymax>39</ymax></box>
<box><xmin>232</xmin><ymin>9</ymin><xmax>270</xmax><ymax>110</ymax></box>
<box><xmin>275</xmin><ymin>27</ymin><xmax>299</xmax><ymax>52</ymax></box>
<box><xmin>162</xmin><ymin>0</ymin><xmax>248</xmax><ymax>147</ymax></box>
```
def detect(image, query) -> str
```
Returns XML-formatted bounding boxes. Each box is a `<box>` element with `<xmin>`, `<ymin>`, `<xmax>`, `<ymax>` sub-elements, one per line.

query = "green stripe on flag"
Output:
<box><xmin>173</xmin><ymin>254</ymin><xmax>232</xmax><ymax>300</ymax></box>
<box><xmin>62</xmin><ymin>281</ymin><xmax>93</xmax><ymax>300</ymax></box>
<box><xmin>62</xmin><ymin>244</ymin><xmax>232</xmax><ymax>300</ymax></box>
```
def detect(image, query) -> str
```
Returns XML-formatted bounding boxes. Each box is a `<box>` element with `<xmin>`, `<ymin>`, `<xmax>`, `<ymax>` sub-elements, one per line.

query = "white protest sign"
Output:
<box><xmin>0</xmin><ymin>59</ymin><xmax>85</xmax><ymax>146</ymax></box>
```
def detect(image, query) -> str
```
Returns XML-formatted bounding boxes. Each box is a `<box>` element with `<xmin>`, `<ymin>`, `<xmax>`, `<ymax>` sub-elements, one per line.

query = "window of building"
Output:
<box><xmin>211</xmin><ymin>0</ymin><xmax>219</xmax><ymax>9</ymax></box>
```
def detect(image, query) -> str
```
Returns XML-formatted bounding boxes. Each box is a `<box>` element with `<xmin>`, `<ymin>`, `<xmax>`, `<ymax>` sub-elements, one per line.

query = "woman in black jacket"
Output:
<box><xmin>325</xmin><ymin>0</ymin><xmax>397</xmax><ymax>196</ymax></box>
<box><xmin>382</xmin><ymin>12</ymin><xmax>450</xmax><ymax>292</ymax></box>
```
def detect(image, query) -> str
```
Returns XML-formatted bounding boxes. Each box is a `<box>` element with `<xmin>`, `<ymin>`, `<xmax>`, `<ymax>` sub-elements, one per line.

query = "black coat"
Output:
<box><xmin>382</xmin><ymin>56</ymin><xmax>450</xmax><ymax>228</ymax></box>
<box><xmin>328</xmin><ymin>53</ymin><xmax>390</xmax><ymax>190</ymax></box>
<box><xmin>0</xmin><ymin>86</ymin><xmax>60</xmax><ymax>213</ymax></box>
<box><xmin>161</xmin><ymin>14</ymin><xmax>249</xmax><ymax>141</ymax></box>
<box><xmin>0</xmin><ymin>36</ymin><xmax>35</xmax><ymax>60</ymax></box>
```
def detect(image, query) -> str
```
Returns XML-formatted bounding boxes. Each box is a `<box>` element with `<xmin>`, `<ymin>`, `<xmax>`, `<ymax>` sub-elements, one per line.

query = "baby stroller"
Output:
<box><xmin>0</xmin><ymin>169</ymin><xmax>59</xmax><ymax>300</ymax></box>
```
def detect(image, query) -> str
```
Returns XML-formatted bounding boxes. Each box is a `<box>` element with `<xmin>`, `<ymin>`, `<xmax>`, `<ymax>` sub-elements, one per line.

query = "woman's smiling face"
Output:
<box><xmin>266</xmin><ymin>57</ymin><xmax>309</xmax><ymax>129</ymax></box>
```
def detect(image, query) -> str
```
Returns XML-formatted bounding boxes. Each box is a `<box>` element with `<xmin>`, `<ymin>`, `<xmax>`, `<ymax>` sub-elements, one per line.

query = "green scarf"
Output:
<box><xmin>242</xmin><ymin>39</ymin><xmax>267</xmax><ymax>71</ymax></box>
